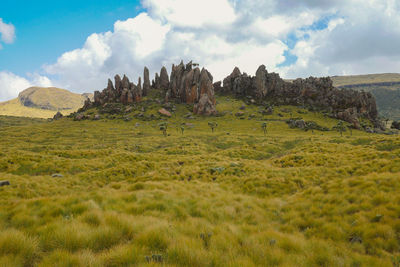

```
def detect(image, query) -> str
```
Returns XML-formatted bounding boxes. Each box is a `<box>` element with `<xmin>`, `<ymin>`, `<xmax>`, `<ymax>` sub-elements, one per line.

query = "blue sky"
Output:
<box><xmin>1</xmin><ymin>0</ymin><xmax>399</xmax><ymax>101</ymax></box>
<box><xmin>0</xmin><ymin>0</ymin><xmax>143</xmax><ymax>76</ymax></box>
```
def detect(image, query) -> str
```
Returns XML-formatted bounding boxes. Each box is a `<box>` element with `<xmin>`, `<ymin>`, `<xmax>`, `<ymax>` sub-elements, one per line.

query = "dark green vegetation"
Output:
<box><xmin>0</xmin><ymin>96</ymin><xmax>399</xmax><ymax>266</ymax></box>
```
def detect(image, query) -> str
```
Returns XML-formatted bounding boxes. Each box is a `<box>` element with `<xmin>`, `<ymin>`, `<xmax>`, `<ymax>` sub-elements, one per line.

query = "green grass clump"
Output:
<box><xmin>0</xmin><ymin>95</ymin><xmax>399</xmax><ymax>266</ymax></box>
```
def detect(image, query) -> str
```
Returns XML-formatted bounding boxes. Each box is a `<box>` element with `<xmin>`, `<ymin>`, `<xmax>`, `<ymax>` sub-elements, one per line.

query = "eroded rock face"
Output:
<box><xmin>222</xmin><ymin>65</ymin><xmax>380</xmax><ymax>129</ymax></box>
<box><xmin>89</xmin><ymin>74</ymin><xmax>143</xmax><ymax>108</ymax></box>
<box><xmin>160</xmin><ymin>67</ymin><xmax>169</xmax><ymax>90</ymax></box>
<box><xmin>82</xmin><ymin>61</ymin><xmax>217</xmax><ymax>116</ymax></box>
<box><xmin>166</xmin><ymin>61</ymin><xmax>216</xmax><ymax>115</ymax></box>
<box><xmin>143</xmin><ymin>67</ymin><xmax>150</xmax><ymax>96</ymax></box>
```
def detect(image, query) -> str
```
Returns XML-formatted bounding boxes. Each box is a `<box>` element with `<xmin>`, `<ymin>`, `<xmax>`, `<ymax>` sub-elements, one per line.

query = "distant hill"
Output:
<box><xmin>331</xmin><ymin>73</ymin><xmax>400</xmax><ymax>87</ymax></box>
<box><xmin>330</xmin><ymin>74</ymin><xmax>400</xmax><ymax>121</ymax></box>
<box><xmin>0</xmin><ymin>87</ymin><xmax>93</xmax><ymax>118</ymax></box>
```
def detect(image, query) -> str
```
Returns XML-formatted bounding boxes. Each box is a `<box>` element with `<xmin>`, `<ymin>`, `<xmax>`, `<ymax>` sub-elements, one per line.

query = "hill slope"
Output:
<box><xmin>0</xmin><ymin>96</ymin><xmax>399</xmax><ymax>266</ymax></box>
<box><xmin>331</xmin><ymin>74</ymin><xmax>400</xmax><ymax>120</ymax></box>
<box><xmin>0</xmin><ymin>87</ymin><xmax>93</xmax><ymax>118</ymax></box>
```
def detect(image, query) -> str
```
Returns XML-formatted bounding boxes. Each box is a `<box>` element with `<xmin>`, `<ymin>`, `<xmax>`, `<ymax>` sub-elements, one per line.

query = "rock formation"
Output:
<box><xmin>79</xmin><ymin>61</ymin><xmax>380</xmax><ymax>124</ymax></box>
<box><xmin>167</xmin><ymin>61</ymin><xmax>216</xmax><ymax>115</ymax></box>
<box><xmin>160</xmin><ymin>67</ymin><xmax>169</xmax><ymax>90</ymax></box>
<box><xmin>143</xmin><ymin>67</ymin><xmax>150</xmax><ymax>96</ymax></box>
<box><xmin>89</xmin><ymin>74</ymin><xmax>142</xmax><ymax>107</ymax></box>
<box><xmin>80</xmin><ymin>61</ymin><xmax>217</xmax><ymax>116</ymax></box>
<box><xmin>220</xmin><ymin>65</ymin><xmax>380</xmax><ymax>129</ymax></box>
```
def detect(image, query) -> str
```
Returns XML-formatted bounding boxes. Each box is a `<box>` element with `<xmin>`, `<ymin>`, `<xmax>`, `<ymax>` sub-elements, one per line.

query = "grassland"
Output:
<box><xmin>0</xmin><ymin>96</ymin><xmax>400</xmax><ymax>266</ymax></box>
<box><xmin>0</xmin><ymin>99</ymin><xmax>60</xmax><ymax>119</ymax></box>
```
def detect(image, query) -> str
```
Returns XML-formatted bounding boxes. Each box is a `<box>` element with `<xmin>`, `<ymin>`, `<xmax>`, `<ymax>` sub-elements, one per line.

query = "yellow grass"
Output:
<box><xmin>0</xmin><ymin>96</ymin><xmax>399</xmax><ymax>266</ymax></box>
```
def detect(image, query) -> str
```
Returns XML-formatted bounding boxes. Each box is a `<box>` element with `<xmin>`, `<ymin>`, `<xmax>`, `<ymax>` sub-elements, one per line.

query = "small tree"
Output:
<box><xmin>347</xmin><ymin>125</ymin><xmax>353</xmax><ymax>136</ymax></box>
<box><xmin>208</xmin><ymin>122</ymin><xmax>218</xmax><ymax>133</ymax></box>
<box><xmin>159</xmin><ymin>122</ymin><xmax>168</xmax><ymax>136</ymax></box>
<box><xmin>333</xmin><ymin>121</ymin><xmax>346</xmax><ymax>136</ymax></box>
<box><xmin>261</xmin><ymin>122</ymin><xmax>267</xmax><ymax>136</ymax></box>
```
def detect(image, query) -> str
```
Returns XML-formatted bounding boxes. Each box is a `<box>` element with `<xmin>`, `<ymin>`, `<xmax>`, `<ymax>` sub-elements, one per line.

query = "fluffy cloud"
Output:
<box><xmin>43</xmin><ymin>0</ymin><xmax>292</xmax><ymax>93</ymax></box>
<box><xmin>0</xmin><ymin>72</ymin><xmax>52</xmax><ymax>101</ymax></box>
<box><xmin>283</xmin><ymin>0</ymin><xmax>400</xmax><ymax>78</ymax></box>
<box><xmin>142</xmin><ymin>0</ymin><xmax>236</xmax><ymax>28</ymax></box>
<box><xmin>0</xmin><ymin>18</ymin><xmax>15</xmax><ymax>45</ymax></box>
<box><xmin>3</xmin><ymin>0</ymin><xmax>400</xmax><ymax>100</ymax></box>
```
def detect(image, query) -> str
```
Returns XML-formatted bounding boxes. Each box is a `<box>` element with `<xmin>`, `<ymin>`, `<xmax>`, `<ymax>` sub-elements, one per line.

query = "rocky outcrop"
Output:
<box><xmin>160</xmin><ymin>67</ymin><xmax>169</xmax><ymax>90</ymax></box>
<box><xmin>79</xmin><ymin>62</ymin><xmax>377</xmax><ymax>124</ymax></box>
<box><xmin>143</xmin><ymin>67</ymin><xmax>150</xmax><ymax>96</ymax></box>
<box><xmin>167</xmin><ymin>61</ymin><xmax>216</xmax><ymax>115</ymax></box>
<box><xmin>222</xmin><ymin>65</ymin><xmax>380</xmax><ymax>129</ymax></box>
<box><xmin>80</xmin><ymin>61</ymin><xmax>217</xmax><ymax>116</ymax></box>
<box><xmin>90</xmin><ymin>74</ymin><xmax>142</xmax><ymax>107</ymax></box>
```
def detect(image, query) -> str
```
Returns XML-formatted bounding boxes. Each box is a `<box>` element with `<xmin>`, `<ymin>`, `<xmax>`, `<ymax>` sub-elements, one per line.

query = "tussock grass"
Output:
<box><xmin>0</xmin><ymin>96</ymin><xmax>399</xmax><ymax>266</ymax></box>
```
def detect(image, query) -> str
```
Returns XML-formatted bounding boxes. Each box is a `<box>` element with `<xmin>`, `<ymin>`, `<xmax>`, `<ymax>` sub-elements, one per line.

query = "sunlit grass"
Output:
<box><xmin>0</xmin><ymin>95</ymin><xmax>399</xmax><ymax>266</ymax></box>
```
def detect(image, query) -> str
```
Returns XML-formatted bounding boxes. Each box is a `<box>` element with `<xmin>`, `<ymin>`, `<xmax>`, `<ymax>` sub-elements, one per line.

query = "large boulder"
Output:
<box><xmin>391</xmin><ymin>121</ymin><xmax>400</xmax><ymax>130</ymax></box>
<box><xmin>0</xmin><ymin>180</ymin><xmax>10</xmax><ymax>187</ymax></box>
<box><xmin>194</xmin><ymin>94</ymin><xmax>217</xmax><ymax>115</ymax></box>
<box><xmin>158</xmin><ymin>108</ymin><xmax>172</xmax><ymax>117</ymax></box>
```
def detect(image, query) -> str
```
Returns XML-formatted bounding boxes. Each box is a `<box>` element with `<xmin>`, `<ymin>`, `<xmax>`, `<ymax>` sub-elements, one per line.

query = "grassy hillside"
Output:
<box><xmin>0</xmin><ymin>99</ymin><xmax>60</xmax><ymax>119</ymax></box>
<box><xmin>0</xmin><ymin>87</ymin><xmax>92</xmax><ymax>119</ymax></box>
<box><xmin>331</xmin><ymin>73</ymin><xmax>400</xmax><ymax>87</ymax></box>
<box><xmin>0</xmin><ymin>96</ymin><xmax>399</xmax><ymax>266</ymax></box>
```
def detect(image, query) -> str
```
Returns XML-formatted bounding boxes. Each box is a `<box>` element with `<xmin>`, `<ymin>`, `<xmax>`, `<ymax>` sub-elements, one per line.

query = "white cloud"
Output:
<box><xmin>3</xmin><ymin>0</ymin><xmax>400</xmax><ymax>100</ymax></box>
<box><xmin>142</xmin><ymin>0</ymin><xmax>236</xmax><ymax>28</ymax></box>
<box><xmin>0</xmin><ymin>72</ymin><xmax>52</xmax><ymax>101</ymax></box>
<box><xmin>251</xmin><ymin>13</ymin><xmax>317</xmax><ymax>38</ymax></box>
<box><xmin>0</xmin><ymin>18</ymin><xmax>15</xmax><ymax>44</ymax></box>
<box><xmin>283</xmin><ymin>0</ymin><xmax>400</xmax><ymax>78</ymax></box>
<box><xmin>44</xmin><ymin>13</ymin><xmax>170</xmax><ymax>92</ymax></box>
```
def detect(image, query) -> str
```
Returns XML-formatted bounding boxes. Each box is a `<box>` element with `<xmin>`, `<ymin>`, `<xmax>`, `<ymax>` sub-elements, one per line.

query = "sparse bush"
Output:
<box><xmin>208</xmin><ymin>121</ymin><xmax>218</xmax><ymax>132</ymax></box>
<box><xmin>332</xmin><ymin>121</ymin><xmax>347</xmax><ymax>136</ymax></box>
<box><xmin>261</xmin><ymin>122</ymin><xmax>267</xmax><ymax>135</ymax></box>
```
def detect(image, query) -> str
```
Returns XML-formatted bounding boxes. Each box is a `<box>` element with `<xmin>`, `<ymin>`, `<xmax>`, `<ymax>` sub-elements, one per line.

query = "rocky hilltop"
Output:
<box><xmin>80</xmin><ymin>62</ymin><xmax>381</xmax><ymax>129</ymax></box>
<box><xmin>217</xmin><ymin>65</ymin><xmax>380</xmax><ymax>129</ymax></box>
<box><xmin>83</xmin><ymin>61</ymin><xmax>216</xmax><ymax>115</ymax></box>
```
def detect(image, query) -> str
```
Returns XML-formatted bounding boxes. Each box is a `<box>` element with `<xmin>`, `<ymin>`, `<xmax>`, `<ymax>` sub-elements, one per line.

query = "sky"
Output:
<box><xmin>1</xmin><ymin>0</ymin><xmax>400</xmax><ymax>101</ymax></box>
